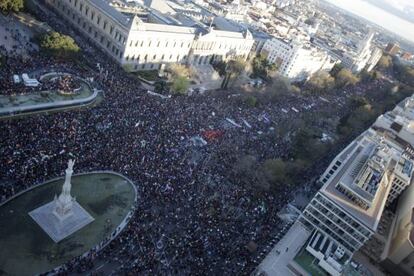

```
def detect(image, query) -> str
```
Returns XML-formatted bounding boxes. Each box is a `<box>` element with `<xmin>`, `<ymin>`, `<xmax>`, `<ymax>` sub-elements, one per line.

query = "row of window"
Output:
<box><xmin>321</xmin><ymin>160</ymin><xmax>342</xmax><ymax>184</ymax></box>
<box><xmin>129</xmin><ymin>40</ymin><xmax>191</xmax><ymax>49</ymax></box>
<box><xmin>125</xmin><ymin>54</ymin><xmax>187</xmax><ymax>63</ymax></box>
<box><xmin>52</xmin><ymin>0</ymin><xmax>123</xmax><ymax>59</ymax></box>
<box><xmin>302</xmin><ymin>209</ymin><xmax>356</xmax><ymax>252</ymax></box>
<box><xmin>306</xmin><ymin>205</ymin><xmax>362</xmax><ymax>250</ymax></box>
<box><xmin>63</xmin><ymin>0</ymin><xmax>126</xmax><ymax>45</ymax></box>
<box><xmin>315</xmin><ymin>193</ymin><xmax>371</xmax><ymax>236</ymax></box>
<box><xmin>310</xmin><ymin>199</ymin><xmax>366</xmax><ymax>244</ymax></box>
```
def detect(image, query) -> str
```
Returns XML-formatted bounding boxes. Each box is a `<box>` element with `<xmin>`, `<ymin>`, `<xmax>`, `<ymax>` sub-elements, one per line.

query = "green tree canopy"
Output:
<box><xmin>40</xmin><ymin>32</ymin><xmax>80</xmax><ymax>58</ymax></box>
<box><xmin>393</xmin><ymin>62</ymin><xmax>414</xmax><ymax>86</ymax></box>
<box><xmin>251</xmin><ymin>54</ymin><xmax>278</xmax><ymax>80</ymax></box>
<box><xmin>0</xmin><ymin>0</ymin><xmax>24</xmax><ymax>13</ymax></box>
<box><xmin>166</xmin><ymin>64</ymin><xmax>191</xmax><ymax>78</ymax></box>
<box><xmin>307</xmin><ymin>71</ymin><xmax>335</xmax><ymax>93</ymax></box>
<box><xmin>221</xmin><ymin>57</ymin><xmax>247</xmax><ymax>89</ymax></box>
<box><xmin>171</xmin><ymin>75</ymin><xmax>189</xmax><ymax>95</ymax></box>
<box><xmin>377</xmin><ymin>54</ymin><xmax>392</xmax><ymax>69</ymax></box>
<box><xmin>335</xmin><ymin>68</ymin><xmax>360</xmax><ymax>87</ymax></box>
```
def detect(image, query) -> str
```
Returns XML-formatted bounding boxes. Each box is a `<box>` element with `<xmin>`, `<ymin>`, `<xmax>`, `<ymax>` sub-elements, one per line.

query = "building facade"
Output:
<box><xmin>299</xmin><ymin>95</ymin><xmax>414</xmax><ymax>275</ymax></box>
<box><xmin>261</xmin><ymin>37</ymin><xmax>336</xmax><ymax>81</ymax></box>
<box><xmin>45</xmin><ymin>0</ymin><xmax>254</xmax><ymax>71</ymax></box>
<box><xmin>385</xmin><ymin>42</ymin><xmax>400</xmax><ymax>56</ymax></box>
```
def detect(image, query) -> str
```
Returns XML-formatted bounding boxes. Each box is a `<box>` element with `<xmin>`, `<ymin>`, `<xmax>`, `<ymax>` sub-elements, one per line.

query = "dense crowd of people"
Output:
<box><xmin>0</xmin><ymin>3</ymin><xmax>391</xmax><ymax>275</ymax></box>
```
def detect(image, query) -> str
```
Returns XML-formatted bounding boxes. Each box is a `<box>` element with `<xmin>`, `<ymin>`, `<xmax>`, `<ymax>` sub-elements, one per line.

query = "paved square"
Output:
<box><xmin>29</xmin><ymin>201</ymin><xmax>94</xmax><ymax>243</ymax></box>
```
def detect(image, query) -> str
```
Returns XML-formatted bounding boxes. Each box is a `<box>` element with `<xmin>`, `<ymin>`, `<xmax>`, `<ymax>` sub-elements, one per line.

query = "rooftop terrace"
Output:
<box><xmin>320</xmin><ymin>134</ymin><xmax>394</xmax><ymax>231</ymax></box>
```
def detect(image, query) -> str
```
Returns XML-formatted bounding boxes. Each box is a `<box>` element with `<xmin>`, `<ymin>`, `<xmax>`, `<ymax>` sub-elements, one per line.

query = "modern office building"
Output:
<box><xmin>261</xmin><ymin>37</ymin><xmax>336</xmax><ymax>81</ymax></box>
<box><xmin>298</xmin><ymin>95</ymin><xmax>414</xmax><ymax>275</ymax></box>
<box><xmin>44</xmin><ymin>0</ymin><xmax>254</xmax><ymax>71</ymax></box>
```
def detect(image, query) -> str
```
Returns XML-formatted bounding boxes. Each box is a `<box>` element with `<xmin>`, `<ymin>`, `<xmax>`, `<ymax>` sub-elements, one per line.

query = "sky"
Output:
<box><xmin>380</xmin><ymin>0</ymin><xmax>414</xmax><ymax>11</ymax></box>
<box><xmin>325</xmin><ymin>0</ymin><xmax>414</xmax><ymax>43</ymax></box>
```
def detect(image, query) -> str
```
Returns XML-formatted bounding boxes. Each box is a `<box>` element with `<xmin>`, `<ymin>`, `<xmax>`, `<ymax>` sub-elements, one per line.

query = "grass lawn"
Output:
<box><xmin>294</xmin><ymin>247</ymin><xmax>328</xmax><ymax>276</ymax></box>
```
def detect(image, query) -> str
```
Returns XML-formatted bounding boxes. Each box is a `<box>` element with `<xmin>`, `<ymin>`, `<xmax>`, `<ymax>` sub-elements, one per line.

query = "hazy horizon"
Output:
<box><xmin>325</xmin><ymin>0</ymin><xmax>414</xmax><ymax>44</ymax></box>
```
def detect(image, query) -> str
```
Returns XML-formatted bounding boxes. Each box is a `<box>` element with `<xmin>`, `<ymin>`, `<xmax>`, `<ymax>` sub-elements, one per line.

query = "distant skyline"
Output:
<box><xmin>325</xmin><ymin>0</ymin><xmax>414</xmax><ymax>44</ymax></box>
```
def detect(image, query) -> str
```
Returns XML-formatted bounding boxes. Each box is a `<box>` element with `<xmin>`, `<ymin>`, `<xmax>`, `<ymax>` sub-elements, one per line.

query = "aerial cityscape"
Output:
<box><xmin>0</xmin><ymin>0</ymin><xmax>414</xmax><ymax>275</ymax></box>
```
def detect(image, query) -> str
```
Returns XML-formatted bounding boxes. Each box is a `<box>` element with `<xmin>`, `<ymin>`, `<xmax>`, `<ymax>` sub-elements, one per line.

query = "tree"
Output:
<box><xmin>377</xmin><ymin>54</ymin><xmax>392</xmax><ymax>69</ymax></box>
<box><xmin>171</xmin><ymin>76</ymin><xmax>189</xmax><ymax>95</ymax></box>
<box><xmin>154</xmin><ymin>80</ymin><xmax>167</xmax><ymax>93</ymax></box>
<box><xmin>330</xmin><ymin>63</ymin><xmax>344</xmax><ymax>77</ymax></box>
<box><xmin>263</xmin><ymin>159</ymin><xmax>288</xmax><ymax>184</ymax></box>
<box><xmin>393</xmin><ymin>62</ymin><xmax>414</xmax><ymax>86</ymax></box>
<box><xmin>0</xmin><ymin>0</ymin><xmax>23</xmax><ymax>13</ymax></box>
<box><xmin>307</xmin><ymin>71</ymin><xmax>335</xmax><ymax>93</ymax></box>
<box><xmin>258</xmin><ymin>75</ymin><xmax>298</xmax><ymax>103</ymax></box>
<box><xmin>221</xmin><ymin>57</ymin><xmax>247</xmax><ymax>89</ymax></box>
<box><xmin>166</xmin><ymin>64</ymin><xmax>191</xmax><ymax>78</ymax></box>
<box><xmin>251</xmin><ymin>54</ymin><xmax>278</xmax><ymax>80</ymax></box>
<box><xmin>212</xmin><ymin>60</ymin><xmax>227</xmax><ymax>77</ymax></box>
<box><xmin>39</xmin><ymin>32</ymin><xmax>80</xmax><ymax>58</ymax></box>
<box><xmin>245</xmin><ymin>95</ymin><xmax>258</xmax><ymax>107</ymax></box>
<box><xmin>335</xmin><ymin>68</ymin><xmax>360</xmax><ymax>87</ymax></box>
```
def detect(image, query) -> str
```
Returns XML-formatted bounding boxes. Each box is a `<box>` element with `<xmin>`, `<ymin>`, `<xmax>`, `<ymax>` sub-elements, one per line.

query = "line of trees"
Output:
<box><xmin>0</xmin><ymin>0</ymin><xmax>24</xmax><ymax>13</ymax></box>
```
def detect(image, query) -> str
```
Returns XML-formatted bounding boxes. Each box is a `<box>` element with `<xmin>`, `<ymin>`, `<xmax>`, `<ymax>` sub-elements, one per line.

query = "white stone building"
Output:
<box><xmin>261</xmin><ymin>37</ymin><xmax>336</xmax><ymax>81</ymax></box>
<box><xmin>45</xmin><ymin>0</ymin><xmax>254</xmax><ymax>71</ymax></box>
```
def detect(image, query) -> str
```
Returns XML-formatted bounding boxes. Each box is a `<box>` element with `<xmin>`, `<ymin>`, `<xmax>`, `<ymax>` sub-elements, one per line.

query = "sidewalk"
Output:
<box><xmin>256</xmin><ymin>222</ymin><xmax>311</xmax><ymax>276</ymax></box>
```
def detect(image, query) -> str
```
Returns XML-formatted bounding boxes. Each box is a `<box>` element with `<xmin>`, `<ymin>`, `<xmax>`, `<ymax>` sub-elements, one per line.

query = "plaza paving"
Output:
<box><xmin>256</xmin><ymin>222</ymin><xmax>311</xmax><ymax>276</ymax></box>
<box><xmin>0</xmin><ymin>172</ymin><xmax>136</xmax><ymax>275</ymax></box>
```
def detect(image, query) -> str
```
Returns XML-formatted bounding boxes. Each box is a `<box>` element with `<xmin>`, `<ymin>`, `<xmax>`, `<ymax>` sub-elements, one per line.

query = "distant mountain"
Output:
<box><xmin>362</xmin><ymin>0</ymin><xmax>414</xmax><ymax>24</ymax></box>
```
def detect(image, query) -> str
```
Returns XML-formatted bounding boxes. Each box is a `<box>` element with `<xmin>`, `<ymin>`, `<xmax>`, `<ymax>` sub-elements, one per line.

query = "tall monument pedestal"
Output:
<box><xmin>29</xmin><ymin>160</ymin><xmax>94</xmax><ymax>243</ymax></box>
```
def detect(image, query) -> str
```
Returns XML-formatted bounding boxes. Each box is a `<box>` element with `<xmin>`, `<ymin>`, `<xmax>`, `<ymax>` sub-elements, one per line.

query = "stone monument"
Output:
<box><xmin>29</xmin><ymin>160</ymin><xmax>94</xmax><ymax>242</ymax></box>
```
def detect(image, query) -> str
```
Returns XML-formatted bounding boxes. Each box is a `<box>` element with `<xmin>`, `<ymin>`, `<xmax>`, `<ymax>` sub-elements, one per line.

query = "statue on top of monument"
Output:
<box><xmin>53</xmin><ymin>159</ymin><xmax>76</xmax><ymax>220</ymax></box>
<box><xmin>67</xmin><ymin>159</ymin><xmax>75</xmax><ymax>171</ymax></box>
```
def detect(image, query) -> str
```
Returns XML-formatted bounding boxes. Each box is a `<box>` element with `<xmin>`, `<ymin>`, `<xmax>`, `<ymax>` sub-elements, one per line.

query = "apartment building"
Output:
<box><xmin>261</xmin><ymin>37</ymin><xmax>336</xmax><ymax>81</ymax></box>
<box><xmin>45</xmin><ymin>0</ymin><xmax>254</xmax><ymax>71</ymax></box>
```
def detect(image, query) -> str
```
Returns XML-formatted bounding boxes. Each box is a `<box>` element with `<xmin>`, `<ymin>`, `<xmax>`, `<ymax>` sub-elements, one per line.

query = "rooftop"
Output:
<box><xmin>90</xmin><ymin>0</ymin><xmax>132</xmax><ymax>27</ymax></box>
<box><xmin>320</xmin><ymin>133</ymin><xmax>395</xmax><ymax>231</ymax></box>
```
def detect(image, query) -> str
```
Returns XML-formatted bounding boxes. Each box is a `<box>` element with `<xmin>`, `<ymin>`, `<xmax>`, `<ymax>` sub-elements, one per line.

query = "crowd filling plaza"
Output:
<box><xmin>0</xmin><ymin>4</ymin><xmax>407</xmax><ymax>276</ymax></box>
